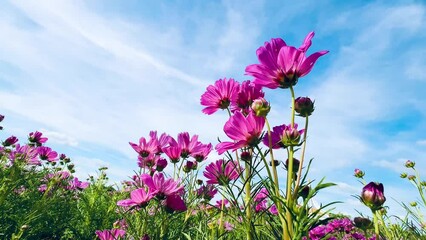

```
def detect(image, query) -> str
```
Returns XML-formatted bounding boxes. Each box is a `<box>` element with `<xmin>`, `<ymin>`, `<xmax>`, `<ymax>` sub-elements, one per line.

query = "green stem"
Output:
<box><xmin>285</xmin><ymin>146</ymin><xmax>294</xmax><ymax>239</ymax></box>
<box><xmin>373</xmin><ymin>210</ymin><xmax>380</xmax><ymax>240</ymax></box>
<box><xmin>293</xmin><ymin>115</ymin><xmax>309</xmax><ymax>200</ymax></box>
<box><xmin>289</xmin><ymin>86</ymin><xmax>296</xmax><ymax>128</ymax></box>
<box><xmin>244</xmin><ymin>160</ymin><xmax>253</xmax><ymax>240</ymax></box>
<box><xmin>254</xmin><ymin>146</ymin><xmax>273</xmax><ymax>182</ymax></box>
<box><xmin>219</xmin><ymin>193</ymin><xmax>225</xmax><ymax>236</ymax></box>
<box><xmin>265</xmin><ymin>118</ymin><xmax>280</xmax><ymax>195</ymax></box>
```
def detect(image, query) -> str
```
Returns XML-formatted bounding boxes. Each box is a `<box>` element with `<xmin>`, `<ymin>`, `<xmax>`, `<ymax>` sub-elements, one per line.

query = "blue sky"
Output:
<box><xmin>1</xmin><ymin>0</ymin><xmax>425</xmax><ymax>217</ymax></box>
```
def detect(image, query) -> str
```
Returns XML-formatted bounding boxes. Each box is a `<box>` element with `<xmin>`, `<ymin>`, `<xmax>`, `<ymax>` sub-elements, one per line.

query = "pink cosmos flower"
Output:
<box><xmin>200</xmin><ymin>78</ymin><xmax>240</xmax><ymax>115</ymax></box>
<box><xmin>37</xmin><ymin>146</ymin><xmax>58</xmax><ymax>162</ymax></box>
<box><xmin>68</xmin><ymin>177</ymin><xmax>89</xmax><ymax>190</ymax></box>
<box><xmin>169</xmin><ymin>132</ymin><xmax>204</xmax><ymax>158</ymax></box>
<box><xmin>10</xmin><ymin>144</ymin><xmax>40</xmax><ymax>165</ymax></box>
<box><xmin>163</xmin><ymin>146</ymin><xmax>182</xmax><ymax>163</ymax></box>
<box><xmin>165</xmin><ymin>194</ymin><xmax>187</xmax><ymax>212</ymax></box>
<box><xmin>204</xmin><ymin>159</ymin><xmax>241</xmax><ymax>186</ymax></box>
<box><xmin>129</xmin><ymin>135</ymin><xmax>159</xmax><ymax>157</ymax></box>
<box><xmin>215</xmin><ymin>198</ymin><xmax>230</xmax><ymax>208</ymax></box>
<box><xmin>3</xmin><ymin>136</ymin><xmax>18</xmax><ymax>147</ymax></box>
<box><xmin>196</xmin><ymin>184</ymin><xmax>218</xmax><ymax>201</ymax></box>
<box><xmin>190</xmin><ymin>143</ymin><xmax>212</xmax><ymax>162</ymax></box>
<box><xmin>216</xmin><ymin>111</ymin><xmax>265</xmax><ymax>154</ymax></box>
<box><xmin>149</xmin><ymin>131</ymin><xmax>170</xmax><ymax>154</ymax></box>
<box><xmin>231</xmin><ymin>80</ymin><xmax>264</xmax><ymax>114</ymax></box>
<box><xmin>141</xmin><ymin>173</ymin><xmax>184</xmax><ymax>199</ymax></box>
<box><xmin>95</xmin><ymin>229</ymin><xmax>126</xmax><ymax>240</ymax></box>
<box><xmin>28</xmin><ymin>131</ymin><xmax>48</xmax><ymax>146</ymax></box>
<box><xmin>246</xmin><ymin>32</ymin><xmax>328</xmax><ymax>89</ymax></box>
<box><xmin>117</xmin><ymin>188</ymin><xmax>153</xmax><ymax>208</ymax></box>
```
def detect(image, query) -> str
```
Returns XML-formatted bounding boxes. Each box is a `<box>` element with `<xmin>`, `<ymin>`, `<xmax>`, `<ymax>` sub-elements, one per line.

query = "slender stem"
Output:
<box><xmin>245</xmin><ymin>160</ymin><xmax>253</xmax><ymax>240</ymax></box>
<box><xmin>284</xmin><ymin>85</ymin><xmax>296</xmax><ymax>240</ymax></box>
<box><xmin>254</xmin><ymin>146</ymin><xmax>273</xmax><ymax>182</ymax></box>
<box><xmin>293</xmin><ymin>115</ymin><xmax>309</xmax><ymax>200</ymax></box>
<box><xmin>289</xmin><ymin>86</ymin><xmax>296</xmax><ymax>128</ymax></box>
<box><xmin>285</xmin><ymin>146</ymin><xmax>294</xmax><ymax>239</ymax></box>
<box><xmin>265</xmin><ymin>118</ymin><xmax>280</xmax><ymax>195</ymax></box>
<box><xmin>373</xmin><ymin>210</ymin><xmax>380</xmax><ymax>240</ymax></box>
<box><xmin>218</xmin><ymin>193</ymin><xmax>225</xmax><ymax>235</ymax></box>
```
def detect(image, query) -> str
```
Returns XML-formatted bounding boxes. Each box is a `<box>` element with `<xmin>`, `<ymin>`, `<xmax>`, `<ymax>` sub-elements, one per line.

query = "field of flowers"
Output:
<box><xmin>1</xmin><ymin>32</ymin><xmax>425</xmax><ymax>240</ymax></box>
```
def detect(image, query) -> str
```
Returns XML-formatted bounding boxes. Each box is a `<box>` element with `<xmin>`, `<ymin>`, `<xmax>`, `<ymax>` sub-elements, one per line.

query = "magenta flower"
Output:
<box><xmin>68</xmin><ymin>177</ymin><xmax>89</xmax><ymax>190</ymax></box>
<box><xmin>231</xmin><ymin>80</ymin><xmax>264</xmax><ymax>114</ymax></box>
<box><xmin>246</xmin><ymin>32</ymin><xmax>328</xmax><ymax>89</ymax></box>
<box><xmin>28</xmin><ymin>131</ymin><xmax>48</xmax><ymax>146</ymax></box>
<box><xmin>137</xmin><ymin>154</ymin><xmax>159</xmax><ymax>169</ymax></box>
<box><xmin>216</xmin><ymin>111</ymin><xmax>265</xmax><ymax>154</ymax></box>
<box><xmin>190</xmin><ymin>143</ymin><xmax>212</xmax><ymax>162</ymax></box>
<box><xmin>10</xmin><ymin>144</ymin><xmax>40</xmax><ymax>165</ymax></box>
<box><xmin>3</xmin><ymin>136</ymin><xmax>18</xmax><ymax>147</ymax></box>
<box><xmin>156</xmin><ymin>158</ymin><xmax>168</xmax><ymax>172</ymax></box>
<box><xmin>203</xmin><ymin>159</ymin><xmax>241</xmax><ymax>185</ymax></box>
<box><xmin>149</xmin><ymin>131</ymin><xmax>170</xmax><ymax>154</ymax></box>
<box><xmin>129</xmin><ymin>135</ymin><xmax>159</xmax><ymax>157</ymax></box>
<box><xmin>95</xmin><ymin>229</ymin><xmax>126</xmax><ymax>240</ymax></box>
<box><xmin>200</xmin><ymin>78</ymin><xmax>240</xmax><ymax>115</ymax></box>
<box><xmin>37</xmin><ymin>146</ymin><xmax>58</xmax><ymax>162</ymax></box>
<box><xmin>196</xmin><ymin>184</ymin><xmax>218</xmax><ymax>201</ymax></box>
<box><xmin>117</xmin><ymin>188</ymin><xmax>153</xmax><ymax>208</ymax></box>
<box><xmin>165</xmin><ymin>194</ymin><xmax>187</xmax><ymax>212</ymax></box>
<box><xmin>141</xmin><ymin>173</ymin><xmax>184</xmax><ymax>199</ymax></box>
<box><xmin>169</xmin><ymin>132</ymin><xmax>204</xmax><ymax>158</ymax></box>
<box><xmin>215</xmin><ymin>198</ymin><xmax>230</xmax><ymax>208</ymax></box>
<box><xmin>163</xmin><ymin>146</ymin><xmax>182</xmax><ymax>163</ymax></box>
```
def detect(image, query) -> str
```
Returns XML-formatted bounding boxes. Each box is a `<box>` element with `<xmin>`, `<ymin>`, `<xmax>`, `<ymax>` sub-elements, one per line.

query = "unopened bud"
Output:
<box><xmin>410</xmin><ymin>202</ymin><xmax>418</xmax><ymax>207</ymax></box>
<box><xmin>400</xmin><ymin>173</ymin><xmax>407</xmax><ymax>178</ymax></box>
<box><xmin>354</xmin><ymin>168</ymin><xmax>365</xmax><ymax>178</ymax></box>
<box><xmin>240</xmin><ymin>151</ymin><xmax>252</xmax><ymax>162</ymax></box>
<box><xmin>361</xmin><ymin>182</ymin><xmax>386</xmax><ymax>211</ymax></box>
<box><xmin>294</xmin><ymin>97</ymin><xmax>315</xmax><ymax>117</ymax></box>
<box><xmin>251</xmin><ymin>98</ymin><xmax>270</xmax><ymax>117</ymax></box>
<box><xmin>408</xmin><ymin>175</ymin><xmax>416</xmax><ymax>181</ymax></box>
<box><xmin>405</xmin><ymin>160</ymin><xmax>415</xmax><ymax>168</ymax></box>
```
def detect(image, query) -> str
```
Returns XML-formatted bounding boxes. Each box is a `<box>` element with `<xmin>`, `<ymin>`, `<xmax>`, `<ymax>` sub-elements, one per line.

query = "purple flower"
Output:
<box><xmin>37</xmin><ymin>146</ymin><xmax>58</xmax><ymax>162</ymax></box>
<box><xmin>163</xmin><ymin>146</ymin><xmax>182</xmax><ymax>163</ymax></box>
<box><xmin>216</xmin><ymin>111</ymin><xmax>265</xmax><ymax>154</ymax></box>
<box><xmin>203</xmin><ymin>159</ymin><xmax>241</xmax><ymax>185</ymax></box>
<box><xmin>196</xmin><ymin>184</ymin><xmax>218</xmax><ymax>201</ymax></box>
<box><xmin>129</xmin><ymin>135</ymin><xmax>159</xmax><ymax>157</ymax></box>
<box><xmin>246</xmin><ymin>32</ymin><xmax>328</xmax><ymax>89</ymax></box>
<box><xmin>200</xmin><ymin>78</ymin><xmax>240</xmax><ymax>115</ymax></box>
<box><xmin>95</xmin><ymin>229</ymin><xmax>126</xmax><ymax>240</ymax></box>
<box><xmin>169</xmin><ymin>132</ymin><xmax>204</xmax><ymax>158</ymax></box>
<box><xmin>231</xmin><ymin>80</ymin><xmax>264</xmax><ymax>114</ymax></box>
<box><xmin>68</xmin><ymin>177</ymin><xmax>89</xmax><ymax>190</ymax></box>
<box><xmin>156</xmin><ymin>158</ymin><xmax>168</xmax><ymax>172</ymax></box>
<box><xmin>3</xmin><ymin>136</ymin><xmax>18</xmax><ymax>147</ymax></box>
<box><xmin>361</xmin><ymin>182</ymin><xmax>386</xmax><ymax>210</ymax></box>
<box><xmin>117</xmin><ymin>188</ymin><xmax>153</xmax><ymax>208</ymax></box>
<box><xmin>190</xmin><ymin>143</ymin><xmax>212</xmax><ymax>162</ymax></box>
<box><xmin>28</xmin><ymin>131</ymin><xmax>48</xmax><ymax>146</ymax></box>
<box><xmin>141</xmin><ymin>173</ymin><xmax>184</xmax><ymax>199</ymax></box>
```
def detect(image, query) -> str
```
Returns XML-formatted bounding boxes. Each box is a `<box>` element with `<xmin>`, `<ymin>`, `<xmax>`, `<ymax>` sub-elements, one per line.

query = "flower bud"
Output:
<box><xmin>197</xmin><ymin>179</ymin><xmax>203</xmax><ymax>185</ymax></box>
<box><xmin>0</xmin><ymin>114</ymin><xmax>4</xmax><ymax>122</ymax></box>
<box><xmin>285</xmin><ymin>158</ymin><xmax>300</xmax><ymax>173</ymax></box>
<box><xmin>294</xmin><ymin>97</ymin><xmax>315</xmax><ymax>117</ymax></box>
<box><xmin>299</xmin><ymin>185</ymin><xmax>310</xmax><ymax>200</ymax></box>
<box><xmin>251</xmin><ymin>98</ymin><xmax>270</xmax><ymax>117</ymax></box>
<box><xmin>59</xmin><ymin>154</ymin><xmax>67</xmax><ymax>160</ymax></box>
<box><xmin>156</xmin><ymin>158</ymin><xmax>168</xmax><ymax>172</ymax></box>
<box><xmin>269</xmin><ymin>159</ymin><xmax>280</xmax><ymax>166</ymax></box>
<box><xmin>240</xmin><ymin>151</ymin><xmax>252</xmax><ymax>162</ymax></box>
<box><xmin>353</xmin><ymin>217</ymin><xmax>372</xmax><ymax>230</ymax></box>
<box><xmin>410</xmin><ymin>202</ymin><xmax>418</xmax><ymax>207</ymax></box>
<box><xmin>361</xmin><ymin>182</ymin><xmax>386</xmax><ymax>211</ymax></box>
<box><xmin>281</xmin><ymin>126</ymin><xmax>302</xmax><ymax>146</ymax></box>
<box><xmin>354</xmin><ymin>168</ymin><xmax>365</xmax><ymax>178</ymax></box>
<box><xmin>183</xmin><ymin>161</ymin><xmax>196</xmax><ymax>173</ymax></box>
<box><xmin>408</xmin><ymin>175</ymin><xmax>416</xmax><ymax>181</ymax></box>
<box><xmin>405</xmin><ymin>160</ymin><xmax>415</xmax><ymax>168</ymax></box>
<box><xmin>400</xmin><ymin>173</ymin><xmax>407</xmax><ymax>178</ymax></box>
